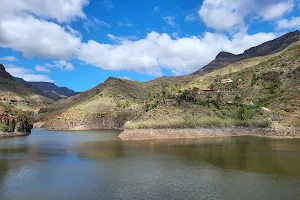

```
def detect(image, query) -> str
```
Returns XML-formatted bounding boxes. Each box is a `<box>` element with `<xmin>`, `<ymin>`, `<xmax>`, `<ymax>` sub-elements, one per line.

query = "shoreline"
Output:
<box><xmin>0</xmin><ymin>132</ymin><xmax>31</xmax><ymax>138</ymax></box>
<box><xmin>118</xmin><ymin>126</ymin><xmax>300</xmax><ymax>140</ymax></box>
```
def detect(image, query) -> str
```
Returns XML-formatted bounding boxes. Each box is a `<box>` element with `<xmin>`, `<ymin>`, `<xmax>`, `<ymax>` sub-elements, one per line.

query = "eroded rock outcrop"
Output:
<box><xmin>0</xmin><ymin>113</ymin><xmax>32</xmax><ymax>136</ymax></box>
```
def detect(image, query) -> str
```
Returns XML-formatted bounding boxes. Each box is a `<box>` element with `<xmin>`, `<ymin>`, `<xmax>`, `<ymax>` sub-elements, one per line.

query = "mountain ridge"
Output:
<box><xmin>14</xmin><ymin>77</ymin><xmax>79</xmax><ymax>100</ymax></box>
<box><xmin>192</xmin><ymin>30</ymin><xmax>300</xmax><ymax>75</ymax></box>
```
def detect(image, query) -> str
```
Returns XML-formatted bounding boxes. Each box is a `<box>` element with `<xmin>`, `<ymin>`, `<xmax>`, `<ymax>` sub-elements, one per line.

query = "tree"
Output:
<box><xmin>234</xmin><ymin>95</ymin><xmax>242</xmax><ymax>106</ymax></box>
<box><xmin>237</xmin><ymin>106</ymin><xmax>246</xmax><ymax>120</ymax></box>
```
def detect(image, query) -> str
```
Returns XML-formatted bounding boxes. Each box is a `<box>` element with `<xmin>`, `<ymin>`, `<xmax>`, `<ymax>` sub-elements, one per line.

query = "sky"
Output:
<box><xmin>0</xmin><ymin>0</ymin><xmax>299</xmax><ymax>92</ymax></box>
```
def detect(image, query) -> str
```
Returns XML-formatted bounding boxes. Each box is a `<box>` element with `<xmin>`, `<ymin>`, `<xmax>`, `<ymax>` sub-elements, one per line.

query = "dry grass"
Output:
<box><xmin>125</xmin><ymin>116</ymin><xmax>271</xmax><ymax>129</ymax></box>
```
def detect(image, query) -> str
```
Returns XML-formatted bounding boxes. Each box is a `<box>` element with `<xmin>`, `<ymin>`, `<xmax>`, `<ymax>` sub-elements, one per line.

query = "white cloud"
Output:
<box><xmin>0</xmin><ymin>0</ymin><xmax>89</xmax><ymax>23</ymax></box>
<box><xmin>107</xmin><ymin>34</ymin><xmax>118</xmax><ymax>41</ymax></box>
<box><xmin>118</xmin><ymin>76</ymin><xmax>131</xmax><ymax>80</ymax></box>
<box><xmin>199</xmin><ymin>0</ymin><xmax>295</xmax><ymax>31</ymax></box>
<box><xmin>185</xmin><ymin>12</ymin><xmax>200</xmax><ymax>22</ymax></box>
<box><xmin>261</xmin><ymin>1</ymin><xmax>294</xmax><ymax>20</ymax></box>
<box><xmin>77</xmin><ymin>31</ymin><xmax>276</xmax><ymax>76</ymax></box>
<box><xmin>6</xmin><ymin>65</ymin><xmax>53</xmax><ymax>82</ymax></box>
<box><xmin>118</xmin><ymin>19</ymin><xmax>133</xmax><ymax>27</ymax></box>
<box><xmin>107</xmin><ymin>34</ymin><xmax>139</xmax><ymax>43</ymax></box>
<box><xmin>0</xmin><ymin>0</ymin><xmax>279</xmax><ymax>77</ymax></box>
<box><xmin>98</xmin><ymin>0</ymin><xmax>114</xmax><ymax>9</ymax></box>
<box><xmin>0</xmin><ymin>56</ymin><xmax>18</xmax><ymax>62</ymax></box>
<box><xmin>0</xmin><ymin>15</ymin><xmax>81</xmax><ymax>60</ymax></box>
<box><xmin>46</xmin><ymin>60</ymin><xmax>75</xmax><ymax>71</ymax></box>
<box><xmin>163</xmin><ymin>16</ymin><xmax>177</xmax><ymax>27</ymax></box>
<box><xmin>172</xmin><ymin>32</ymin><xmax>179</xmax><ymax>38</ymax></box>
<box><xmin>35</xmin><ymin>65</ymin><xmax>50</xmax><ymax>73</ymax></box>
<box><xmin>277</xmin><ymin>16</ymin><xmax>300</xmax><ymax>29</ymax></box>
<box><xmin>84</xmin><ymin>17</ymin><xmax>111</xmax><ymax>33</ymax></box>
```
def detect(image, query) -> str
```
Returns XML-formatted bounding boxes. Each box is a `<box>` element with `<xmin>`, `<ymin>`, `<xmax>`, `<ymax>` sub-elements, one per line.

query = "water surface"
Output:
<box><xmin>1</xmin><ymin>129</ymin><xmax>300</xmax><ymax>200</ymax></box>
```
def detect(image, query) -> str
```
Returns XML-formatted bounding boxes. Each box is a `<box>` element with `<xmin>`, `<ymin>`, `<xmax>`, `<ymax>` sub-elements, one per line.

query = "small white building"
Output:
<box><xmin>221</xmin><ymin>79</ymin><xmax>233</xmax><ymax>84</ymax></box>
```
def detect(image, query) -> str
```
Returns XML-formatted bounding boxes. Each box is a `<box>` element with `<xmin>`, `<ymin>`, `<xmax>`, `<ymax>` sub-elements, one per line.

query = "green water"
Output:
<box><xmin>0</xmin><ymin>129</ymin><xmax>300</xmax><ymax>200</ymax></box>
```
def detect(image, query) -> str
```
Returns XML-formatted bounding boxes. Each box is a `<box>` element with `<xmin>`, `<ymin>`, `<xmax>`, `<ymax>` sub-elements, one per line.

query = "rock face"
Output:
<box><xmin>193</xmin><ymin>30</ymin><xmax>300</xmax><ymax>75</ymax></box>
<box><xmin>0</xmin><ymin>113</ymin><xmax>33</xmax><ymax>134</ymax></box>
<box><xmin>0</xmin><ymin>64</ymin><xmax>13</xmax><ymax>79</ymax></box>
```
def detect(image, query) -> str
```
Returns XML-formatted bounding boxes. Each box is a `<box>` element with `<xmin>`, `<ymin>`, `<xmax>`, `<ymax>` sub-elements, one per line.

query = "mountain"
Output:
<box><xmin>38</xmin><ymin>31</ymin><xmax>300</xmax><ymax>130</ymax></box>
<box><xmin>192</xmin><ymin>30</ymin><xmax>300</xmax><ymax>75</ymax></box>
<box><xmin>0</xmin><ymin>64</ymin><xmax>53</xmax><ymax>112</ymax></box>
<box><xmin>14</xmin><ymin>77</ymin><xmax>79</xmax><ymax>100</ymax></box>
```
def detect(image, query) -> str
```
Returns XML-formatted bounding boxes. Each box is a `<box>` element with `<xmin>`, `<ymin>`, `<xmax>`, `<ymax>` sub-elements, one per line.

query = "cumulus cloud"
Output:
<box><xmin>199</xmin><ymin>0</ymin><xmax>295</xmax><ymax>31</ymax></box>
<box><xmin>0</xmin><ymin>0</ymin><xmax>278</xmax><ymax>77</ymax></box>
<box><xmin>46</xmin><ymin>60</ymin><xmax>75</xmax><ymax>71</ymax></box>
<box><xmin>35</xmin><ymin>65</ymin><xmax>50</xmax><ymax>73</ymax></box>
<box><xmin>0</xmin><ymin>0</ymin><xmax>89</xmax><ymax>23</ymax></box>
<box><xmin>0</xmin><ymin>56</ymin><xmax>18</xmax><ymax>62</ymax></box>
<box><xmin>163</xmin><ymin>16</ymin><xmax>177</xmax><ymax>27</ymax></box>
<box><xmin>5</xmin><ymin>65</ymin><xmax>53</xmax><ymax>82</ymax></box>
<box><xmin>277</xmin><ymin>16</ymin><xmax>300</xmax><ymax>29</ymax></box>
<box><xmin>77</xmin><ymin>31</ymin><xmax>276</xmax><ymax>75</ymax></box>
<box><xmin>261</xmin><ymin>1</ymin><xmax>294</xmax><ymax>20</ymax></box>
<box><xmin>107</xmin><ymin>34</ymin><xmax>139</xmax><ymax>43</ymax></box>
<box><xmin>0</xmin><ymin>15</ymin><xmax>81</xmax><ymax>60</ymax></box>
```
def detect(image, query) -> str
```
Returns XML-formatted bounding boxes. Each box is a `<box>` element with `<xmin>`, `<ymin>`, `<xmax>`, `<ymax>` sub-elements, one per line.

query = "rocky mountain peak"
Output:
<box><xmin>192</xmin><ymin>30</ymin><xmax>300</xmax><ymax>75</ymax></box>
<box><xmin>215</xmin><ymin>51</ymin><xmax>236</xmax><ymax>59</ymax></box>
<box><xmin>0</xmin><ymin>63</ymin><xmax>13</xmax><ymax>80</ymax></box>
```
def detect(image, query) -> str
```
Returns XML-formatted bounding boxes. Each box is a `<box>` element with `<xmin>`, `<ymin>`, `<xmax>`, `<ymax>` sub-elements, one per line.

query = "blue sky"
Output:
<box><xmin>0</xmin><ymin>0</ymin><xmax>299</xmax><ymax>92</ymax></box>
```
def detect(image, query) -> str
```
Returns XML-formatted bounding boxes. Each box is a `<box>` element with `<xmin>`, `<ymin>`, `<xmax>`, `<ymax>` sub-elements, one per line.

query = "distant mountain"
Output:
<box><xmin>14</xmin><ymin>77</ymin><xmax>79</xmax><ymax>100</ymax></box>
<box><xmin>0</xmin><ymin>64</ymin><xmax>53</xmax><ymax>112</ymax></box>
<box><xmin>192</xmin><ymin>30</ymin><xmax>300</xmax><ymax>75</ymax></box>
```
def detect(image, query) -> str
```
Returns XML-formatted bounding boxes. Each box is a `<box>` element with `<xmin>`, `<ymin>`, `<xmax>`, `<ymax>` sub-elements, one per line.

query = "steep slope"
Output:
<box><xmin>38</xmin><ymin>74</ymin><xmax>196</xmax><ymax>130</ymax></box>
<box><xmin>192</xmin><ymin>30</ymin><xmax>300</xmax><ymax>75</ymax></box>
<box><xmin>14</xmin><ymin>77</ymin><xmax>79</xmax><ymax>100</ymax></box>
<box><xmin>0</xmin><ymin>64</ymin><xmax>53</xmax><ymax>112</ymax></box>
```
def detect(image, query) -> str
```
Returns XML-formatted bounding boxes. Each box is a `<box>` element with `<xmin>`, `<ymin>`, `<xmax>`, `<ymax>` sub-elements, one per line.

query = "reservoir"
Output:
<box><xmin>1</xmin><ymin>129</ymin><xmax>300</xmax><ymax>200</ymax></box>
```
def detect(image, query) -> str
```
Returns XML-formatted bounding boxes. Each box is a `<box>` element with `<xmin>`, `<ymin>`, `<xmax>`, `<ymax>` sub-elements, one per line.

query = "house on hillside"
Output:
<box><xmin>221</xmin><ymin>79</ymin><xmax>233</xmax><ymax>84</ymax></box>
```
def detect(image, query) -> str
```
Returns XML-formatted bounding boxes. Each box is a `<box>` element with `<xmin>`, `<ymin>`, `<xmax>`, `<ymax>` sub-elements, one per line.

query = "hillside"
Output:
<box><xmin>14</xmin><ymin>77</ymin><xmax>79</xmax><ymax>100</ymax></box>
<box><xmin>192</xmin><ymin>30</ymin><xmax>300</xmax><ymax>75</ymax></box>
<box><xmin>0</xmin><ymin>64</ymin><xmax>53</xmax><ymax>112</ymax></box>
<box><xmin>39</xmin><ymin>32</ymin><xmax>300</xmax><ymax>131</ymax></box>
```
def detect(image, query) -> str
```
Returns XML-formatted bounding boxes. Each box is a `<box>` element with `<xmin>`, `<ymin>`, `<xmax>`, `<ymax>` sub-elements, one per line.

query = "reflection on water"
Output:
<box><xmin>151</xmin><ymin>137</ymin><xmax>300</xmax><ymax>176</ymax></box>
<box><xmin>0</xmin><ymin>129</ymin><xmax>300</xmax><ymax>200</ymax></box>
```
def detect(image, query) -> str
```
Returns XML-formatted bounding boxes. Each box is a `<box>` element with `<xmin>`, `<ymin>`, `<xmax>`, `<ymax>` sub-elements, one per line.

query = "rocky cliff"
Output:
<box><xmin>0</xmin><ymin>64</ymin><xmax>13</xmax><ymax>79</ymax></box>
<box><xmin>0</xmin><ymin>113</ymin><xmax>33</xmax><ymax>136</ymax></box>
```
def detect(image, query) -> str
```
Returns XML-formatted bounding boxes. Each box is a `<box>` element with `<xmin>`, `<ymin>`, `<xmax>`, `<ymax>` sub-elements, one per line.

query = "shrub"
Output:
<box><xmin>0</xmin><ymin>123</ymin><xmax>8</xmax><ymax>132</ymax></box>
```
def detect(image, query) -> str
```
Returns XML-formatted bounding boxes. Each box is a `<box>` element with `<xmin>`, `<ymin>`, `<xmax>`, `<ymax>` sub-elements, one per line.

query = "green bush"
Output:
<box><xmin>0</xmin><ymin>123</ymin><xmax>8</xmax><ymax>132</ymax></box>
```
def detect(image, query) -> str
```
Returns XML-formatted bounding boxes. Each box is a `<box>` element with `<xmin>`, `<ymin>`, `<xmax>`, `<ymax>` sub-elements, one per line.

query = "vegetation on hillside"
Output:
<box><xmin>36</xmin><ymin>36</ymin><xmax>300</xmax><ymax>130</ymax></box>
